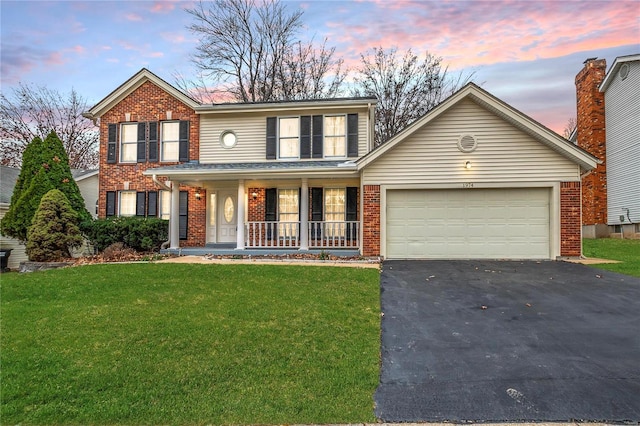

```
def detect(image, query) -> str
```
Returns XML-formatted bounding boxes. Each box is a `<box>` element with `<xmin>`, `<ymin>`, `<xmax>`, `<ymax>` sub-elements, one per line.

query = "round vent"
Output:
<box><xmin>619</xmin><ymin>63</ymin><xmax>630</xmax><ymax>81</ymax></box>
<box><xmin>457</xmin><ymin>134</ymin><xmax>478</xmax><ymax>153</ymax></box>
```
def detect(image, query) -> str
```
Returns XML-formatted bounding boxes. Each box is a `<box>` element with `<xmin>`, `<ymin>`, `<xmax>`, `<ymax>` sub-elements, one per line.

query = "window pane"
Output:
<box><xmin>324</xmin><ymin>188</ymin><xmax>345</xmax><ymax>237</ymax></box>
<box><xmin>121</xmin><ymin>143</ymin><xmax>137</xmax><ymax>162</ymax></box>
<box><xmin>280</xmin><ymin>139</ymin><xmax>299</xmax><ymax>158</ymax></box>
<box><xmin>162</xmin><ymin>122</ymin><xmax>180</xmax><ymax>141</ymax></box>
<box><xmin>161</xmin><ymin>122</ymin><xmax>180</xmax><ymax>161</ymax></box>
<box><xmin>120</xmin><ymin>191</ymin><xmax>136</xmax><ymax>216</ymax></box>
<box><xmin>120</xmin><ymin>123</ymin><xmax>138</xmax><ymax>162</ymax></box>
<box><xmin>279</xmin><ymin>118</ymin><xmax>299</xmax><ymax>159</ymax></box>
<box><xmin>121</xmin><ymin>123</ymin><xmax>138</xmax><ymax>142</ymax></box>
<box><xmin>162</xmin><ymin>141</ymin><xmax>179</xmax><ymax>161</ymax></box>
<box><xmin>278</xmin><ymin>189</ymin><xmax>299</xmax><ymax>237</ymax></box>
<box><xmin>160</xmin><ymin>190</ymin><xmax>171</xmax><ymax>220</ymax></box>
<box><xmin>279</xmin><ymin>118</ymin><xmax>299</xmax><ymax>137</ymax></box>
<box><xmin>324</xmin><ymin>116</ymin><xmax>346</xmax><ymax>157</ymax></box>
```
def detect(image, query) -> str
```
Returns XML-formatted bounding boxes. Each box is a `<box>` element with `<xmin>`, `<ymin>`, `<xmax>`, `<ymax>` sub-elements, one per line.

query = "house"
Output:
<box><xmin>575</xmin><ymin>55</ymin><xmax>640</xmax><ymax>238</ymax></box>
<box><xmin>0</xmin><ymin>165</ymin><xmax>99</xmax><ymax>270</ymax></box>
<box><xmin>83</xmin><ymin>69</ymin><xmax>597</xmax><ymax>260</ymax></box>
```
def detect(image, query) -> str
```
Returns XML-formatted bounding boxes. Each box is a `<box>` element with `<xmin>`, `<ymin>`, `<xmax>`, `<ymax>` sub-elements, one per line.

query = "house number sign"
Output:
<box><xmin>462</xmin><ymin>182</ymin><xmax>474</xmax><ymax>188</ymax></box>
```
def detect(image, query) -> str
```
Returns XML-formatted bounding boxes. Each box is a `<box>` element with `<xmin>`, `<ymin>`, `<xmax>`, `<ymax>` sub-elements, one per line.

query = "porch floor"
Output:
<box><xmin>160</xmin><ymin>245</ymin><xmax>361</xmax><ymax>258</ymax></box>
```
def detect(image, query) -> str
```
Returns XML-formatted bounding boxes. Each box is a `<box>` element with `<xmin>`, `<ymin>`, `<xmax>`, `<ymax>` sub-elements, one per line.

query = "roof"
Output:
<box><xmin>83</xmin><ymin>68</ymin><xmax>201</xmax><ymax>119</ymax></box>
<box><xmin>0</xmin><ymin>166</ymin><xmax>20</xmax><ymax>205</ymax></box>
<box><xmin>599</xmin><ymin>53</ymin><xmax>640</xmax><ymax>92</ymax></box>
<box><xmin>194</xmin><ymin>97</ymin><xmax>377</xmax><ymax>114</ymax></box>
<box><xmin>142</xmin><ymin>160</ymin><xmax>358</xmax><ymax>181</ymax></box>
<box><xmin>71</xmin><ymin>169</ymin><xmax>99</xmax><ymax>181</ymax></box>
<box><xmin>357</xmin><ymin>82</ymin><xmax>599</xmax><ymax>172</ymax></box>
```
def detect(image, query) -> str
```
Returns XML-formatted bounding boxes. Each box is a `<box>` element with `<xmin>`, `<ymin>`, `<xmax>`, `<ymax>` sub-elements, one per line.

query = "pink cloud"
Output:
<box><xmin>45</xmin><ymin>52</ymin><xmax>64</xmax><ymax>66</ymax></box>
<box><xmin>125</xmin><ymin>13</ymin><xmax>143</xmax><ymax>22</ymax></box>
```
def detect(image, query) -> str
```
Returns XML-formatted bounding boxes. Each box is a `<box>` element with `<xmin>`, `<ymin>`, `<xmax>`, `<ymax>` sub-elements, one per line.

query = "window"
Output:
<box><xmin>278</xmin><ymin>189</ymin><xmax>299</xmax><ymax>237</ymax></box>
<box><xmin>324</xmin><ymin>115</ymin><xmax>346</xmax><ymax>157</ymax></box>
<box><xmin>161</xmin><ymin>121</ymin><xmax>180</xmax><ymax>161</ymax></box>
<box><xmin>220</xmin><ymin>131</ymin><xmax>237</xmax><ymax>148</ymax></box>
<box><xmin>159</xmin><ymin>190</ymin><xmax>171</xmax><ymax>220</ymax></box>
<box><xmin>325</xmin><ymin>188</ymin><xmax>345</xmax><ymax>237</ymax></box>
<box><xmin>120</xmin><ymin>123</ymin><xmax>138</xmax><ymax>162</ymax></box>
<box><xmin>279</xmin><ymin>117</ymin><xmax>299</xmax><ymax>159</ymax></box>
<box><xmin>119</xmin><ymin>191</ymin><xmax>136</xmax><ymax>216</ymax></box>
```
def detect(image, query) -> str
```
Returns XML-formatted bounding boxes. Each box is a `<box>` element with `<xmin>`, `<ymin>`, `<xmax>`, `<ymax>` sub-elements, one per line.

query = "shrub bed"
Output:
<box><xmin>81</xmin><ymin>217</ymin><xmax>168</xmax><ymax>252</ymax></box>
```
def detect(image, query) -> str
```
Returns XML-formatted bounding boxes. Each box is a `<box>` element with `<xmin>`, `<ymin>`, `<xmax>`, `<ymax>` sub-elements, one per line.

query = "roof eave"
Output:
<box><xmin>599</xmin><ymin>54</ymin><xmax>640</xmax><ymax>92</ymax></box>
<box><xmin>194</xmin><ymin>98</ymin><xmax>377</xmax><ymax>114</ymax></box>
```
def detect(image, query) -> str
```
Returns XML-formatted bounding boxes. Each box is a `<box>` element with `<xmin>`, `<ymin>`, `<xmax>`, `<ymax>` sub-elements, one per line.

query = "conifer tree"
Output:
<box><xmin>26</xmin><ymin>189</ymin><xmax>83</xmax><ymax>262</ymax></box>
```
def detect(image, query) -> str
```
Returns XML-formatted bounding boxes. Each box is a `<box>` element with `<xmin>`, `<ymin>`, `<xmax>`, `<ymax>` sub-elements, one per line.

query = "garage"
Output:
<box><xmin>386</xmin><ymin>188</ymin><xmax>551</xmax><ymax>259</ymax></box>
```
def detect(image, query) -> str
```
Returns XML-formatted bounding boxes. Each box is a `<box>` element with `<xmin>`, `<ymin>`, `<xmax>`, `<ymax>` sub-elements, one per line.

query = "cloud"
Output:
<box><xmin>125</xmin><ymin>13</ymin><xmax>143</xmax><ymax>22</ymax></box>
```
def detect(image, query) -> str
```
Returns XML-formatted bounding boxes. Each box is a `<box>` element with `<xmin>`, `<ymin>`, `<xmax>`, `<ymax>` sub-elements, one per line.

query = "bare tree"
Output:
<box><xmin>183</xmin><ymin>0</ymin><xmax>346</xmax><ymax>102</ymax></box>
<box><xmin>0</xmin><ymin>83</ymin><xmax>98</xmax><ymax>169</ymax></box>
<box><xmin>353</xmin><ymin>47</ymin><xmax>474</xmax><ymax>147</ymax></box>
<box><xmin>562</xmin><ymin>117</ymin><xmax>577</xmax><ymax>139</ymax></box>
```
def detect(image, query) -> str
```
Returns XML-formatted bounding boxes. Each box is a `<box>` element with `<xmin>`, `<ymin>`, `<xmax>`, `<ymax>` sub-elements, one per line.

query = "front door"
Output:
<box><xmin>218</xmin><ymin>191</ymin><xmax>237</xmax><ymax>243</ymax></box>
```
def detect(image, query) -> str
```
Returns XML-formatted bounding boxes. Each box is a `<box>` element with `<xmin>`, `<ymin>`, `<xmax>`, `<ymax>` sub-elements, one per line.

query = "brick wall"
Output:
<box><xmin>575</xmin><ymin>58</ymin><xmax>607</xmax><ymax>226</ymax></box>
<box><xmin>99</xmin><ymin>80</ymin><xmax>205</xmax><ymax>247</ymax></box>
<box><xmin>362</xmin><ymin>185</ymin><xmax>380</xmax><ymax>257</ymax></box>
<box><xmin>560</xmin><ymin>181</ymin><xmax>582</xmax><ymax>257</ymax></box>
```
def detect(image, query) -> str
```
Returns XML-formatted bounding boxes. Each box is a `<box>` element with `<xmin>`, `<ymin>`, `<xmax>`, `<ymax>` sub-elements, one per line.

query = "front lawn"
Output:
<box><xmin>583</xmin><ymin>238</ymin><xmax>640</xmax><ymax>277</ymax></box>
<box><xmin>0</xmin><ymin>263</ymin><xmax>380</xmax><ymax>425</ymax></box>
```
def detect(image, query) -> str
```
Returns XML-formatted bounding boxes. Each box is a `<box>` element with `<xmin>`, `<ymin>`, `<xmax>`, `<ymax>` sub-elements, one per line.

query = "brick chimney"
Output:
<box><xmin>575</xmin><ymin>58</ymin><xmax>607</xmax><ymax>236</ymax></box>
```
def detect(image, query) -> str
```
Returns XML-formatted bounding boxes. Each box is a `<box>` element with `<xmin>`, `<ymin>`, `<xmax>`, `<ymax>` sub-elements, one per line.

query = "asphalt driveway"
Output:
<box><xmin>375</xmin><ymin>260</ymin><xmax>640</xmax><ymax>422</ymax></box>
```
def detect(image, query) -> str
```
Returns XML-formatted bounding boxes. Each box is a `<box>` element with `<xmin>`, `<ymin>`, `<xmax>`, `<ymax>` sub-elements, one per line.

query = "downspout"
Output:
<box><xmin>152</xmin><ymin>174</ymin><xmax>173</xmax><ymax>249</ymax></box>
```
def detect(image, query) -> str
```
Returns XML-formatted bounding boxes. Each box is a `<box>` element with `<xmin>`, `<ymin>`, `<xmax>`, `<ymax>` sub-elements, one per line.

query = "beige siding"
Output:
<box><xmin>362</xmin><ymin>99</ymin><xmax>580</xmax><ymax>185</ymax></box>
<box><xmin>0</xmin><ymin>206</ymin><xmax>28</xmax><ymax>270</ymax></box>
<box><xmin>76</xmin><ymin>175</ymin><xmax>99</xmax><ymax>218</ymax></box>
<box><xmin>200</xmin><ymin>109</ymin><xmax>370</xmax><ymax>164</ymax></box>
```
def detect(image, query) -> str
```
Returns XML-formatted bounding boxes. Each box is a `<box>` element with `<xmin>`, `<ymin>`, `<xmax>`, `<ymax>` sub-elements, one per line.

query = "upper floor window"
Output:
<box><xmin>279</xmin><ymin>117</ymin><xmax>299</xmax><ymax>159</ymax></box>
<box><xmin>120</xmin><ymin>123</ymin><xmax>138</xmax><ymax>163</ymax></box>
<box><xmin>324</xmin><ymin>115</ymin><xmax>346</xmax><ymax>157</ymax></box>
<box><xmin>161</xmin><ymin>121</ymin><xmax>180</xmax><ymax>162</ymax></box>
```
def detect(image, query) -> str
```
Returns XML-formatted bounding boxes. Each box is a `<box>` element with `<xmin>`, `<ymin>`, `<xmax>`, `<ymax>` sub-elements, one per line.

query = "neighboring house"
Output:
<box><xmin>0</xmin><ymin>165</ymin><xmax>99</xmax><ymax>269</ymax></box>
<box><xmin>83</xmin><ymin>68</ymin><xmax>597</xmax><ymax>260</ymax></box>
<box><xmin>575</xmin><ymin>55</ymin><xmax>640</xmax><ymax>238</ymax></box>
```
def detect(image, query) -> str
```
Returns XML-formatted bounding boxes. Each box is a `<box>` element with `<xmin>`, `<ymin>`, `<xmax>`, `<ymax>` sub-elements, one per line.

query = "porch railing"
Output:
<box><xmin>245</xmin><ymin>221</ymin><xmax>360</xmax><ymax>248</ymax></box>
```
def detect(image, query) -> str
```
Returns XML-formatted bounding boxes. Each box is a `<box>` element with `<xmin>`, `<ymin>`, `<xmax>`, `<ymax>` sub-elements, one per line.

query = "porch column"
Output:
<box><xmin>236</xmin><ymin>179</ymin><xmax>245</xmax><ymax>250</ymax></box>
<box><xmin>299</xmin><ymin>178</ymin><xmax>309</xmax><ymax>251</ymax></box>
<box><xmin>169</xmin><ymin>181</ymin><xmax>180</xmax><ymax>250</ymax></box>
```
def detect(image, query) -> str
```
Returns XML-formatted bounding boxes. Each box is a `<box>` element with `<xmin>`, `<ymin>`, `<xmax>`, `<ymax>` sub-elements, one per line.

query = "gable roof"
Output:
<box><xmin>599</xmin><ymin>53</ymin><xmax>640</xmax><ymax>92</ymax></box>
<box><xmin>357</xmin><ymin>83</ymin><xmax>599</xmax><ymax>172</ymax></box>
<box><xmin>83</xmin><ymin>68</ymin><xmax>200</xmax><ymax>120</ymax></box>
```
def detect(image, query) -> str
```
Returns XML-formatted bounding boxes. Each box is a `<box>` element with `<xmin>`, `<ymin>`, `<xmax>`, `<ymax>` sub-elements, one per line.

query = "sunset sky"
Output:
<box><xmin>1</xmin><ymin>0</ymin><xmax>638</xmax><ymax>133</ymax></box>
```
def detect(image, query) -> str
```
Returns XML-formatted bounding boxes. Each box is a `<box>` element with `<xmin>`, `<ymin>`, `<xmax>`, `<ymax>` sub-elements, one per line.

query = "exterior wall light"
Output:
<box><xmin>465</xmin><ymin>161</ymin><xmax>472</xmax><ymax>170</ymax></box>
<box><xmin>195</xmin><ymin>190</ymin><xmax>202</xmax><ymax>200</ymax></box>
<box><xmin>251</xmin><ymin>191</ymin><xmax>258</xmax><ymax>200</ymax></box>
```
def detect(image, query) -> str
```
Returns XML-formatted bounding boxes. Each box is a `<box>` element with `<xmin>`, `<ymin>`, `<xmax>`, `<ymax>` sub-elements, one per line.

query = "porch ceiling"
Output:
<box><xmin>142</xmin><ymin>160</ymin><xmax>359</xmax><ymax>181</ymax></box>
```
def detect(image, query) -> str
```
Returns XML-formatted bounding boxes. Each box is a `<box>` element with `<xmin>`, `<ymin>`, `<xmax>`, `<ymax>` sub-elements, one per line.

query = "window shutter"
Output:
<box><xmin>136</xmin><ymin>191</ymin><xmax>146</xmax><ymax>216</ymax></box>
<box><xmin>266</xmin><ymin>117</ymin><xmax>277</xmax><ymax>159</ymax></box>
<box><xmin>137</xmin><ymin>122</ymin><xmax>146</xmax><ymax>162</ymax></box>
<box><xmin>148</xmin><ymin>122</ymin><xmax>158</xmax><ymax>162</ymax></box>
<box><xmin>310</xmin><ymin>188</ymin><xmax>323</xmax><ymax>239</ymax></box>
<box><xmin>347</xmin><ymin>113</ymin><xmax>358</xmax><ymax>157</ymax></box>
<box><xmin>312</xmin><ymin>115</ymin><xmax>323</xmax><ymax>158</ymax></box>
<box><xmin>300</xmin><ymin>116</ymin><xmax>311</xmax><ymax>159</ymax></box>
<box><xmin>106</xmin><ymin>191</ymin><xmax>116</xmax><ymax>216</ymax></box>
<box><xmin>265</xmin><ymin>188</ymin><xmax>277</xmax><ymax>240</ymax></box>
<box><xmin>346</xmin><ymin>187</ymin><xmax>358</xmax><ymax>241</ymax></box>
<box><xmin>179</xmin><ymin>191</ymin><xmax>188</xmax><ymax>239</ymax></box>
<box><xmin>107</xmin><ymin>124</ymin><xmax>117</xmax><ymax>163</ymax></box>
<box><xmin>147</xmin><ymin>191</ymin><xmax>158</xmax><ymax>217</ymax></box>
<box><xmin>178</xmin><ymin>121</ymin><xmax>189</xmax><ymax>162</ymax></box>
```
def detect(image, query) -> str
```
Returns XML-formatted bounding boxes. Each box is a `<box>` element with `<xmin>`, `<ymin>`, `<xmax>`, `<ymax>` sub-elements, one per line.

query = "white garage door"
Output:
<box><xmin>386</xmin><ymin>188</ymin><xmax>550</xmax><ymax>259</ymax></box>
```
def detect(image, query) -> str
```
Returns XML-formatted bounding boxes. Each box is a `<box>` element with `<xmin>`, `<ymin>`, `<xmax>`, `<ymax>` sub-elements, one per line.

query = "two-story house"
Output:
<box><xmin>84</xmin><ymin>69</ymin><xmax>597</xmax><ymax>259</ymax></box>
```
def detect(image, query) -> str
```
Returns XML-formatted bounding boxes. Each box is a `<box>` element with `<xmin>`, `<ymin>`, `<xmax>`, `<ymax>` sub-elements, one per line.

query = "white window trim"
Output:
<box><xmin>324</xmin><ymin>115</ymin><xmax>347</xmax><ymax>158</ymax></box>
<box><xmin>161</xmin><ymin>121</ymin><xmax>180</xmax><ymax>162</ymax></box>
<box><xmin>278</xmin><ymin>116</ymin><xmax>300</xmax><ymax>160</ymax></box>
<box><xmin>120</xmin><ymin>123</ymin><xmax>138</xmax><ymax>163</ymax></box>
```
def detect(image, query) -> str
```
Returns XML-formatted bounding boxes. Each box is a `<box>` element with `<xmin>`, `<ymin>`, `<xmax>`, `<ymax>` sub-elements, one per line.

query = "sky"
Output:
<box><xmin>1</xmin><ymin>0</ymin><xmax>639</xmax><ymax>134</ymax></box>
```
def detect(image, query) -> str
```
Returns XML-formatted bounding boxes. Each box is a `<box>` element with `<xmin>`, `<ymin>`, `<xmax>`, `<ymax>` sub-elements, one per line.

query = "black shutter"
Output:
<box><xmin>178</xmin><ymin>121</ymin><xmax>189</xmax><ymax>162</ymax></box>
<box><xmin>265</xmin><ymin>188</ymin><xmax>277</xmax><ymax>240</ymax></box>
<box><xmin>300</xmin><ymin>116</ymin><xmax>311</xmax><ymax>159</ymax></box>
<box><xmin>312</xmin><ymin>115</ymin><xmax>323</xmax><ymax>158</ymax></box>
<box><xmin>148</xmin><ymin>191</ymin><xmax>158</xmax><ymax>217</ymax></box>
<box><xmin>148</xmin><ymin>122</ymin><xmax>158</xmax><ymax>162</ymax></box>
<box><xmin>136</xmin><ymin>191</ymin><xmax>146</xmax><ymax>216</ymax></box>
<box><xmin>311</xmin><ymin>188</ymin><xmax>323</xmax><ymax>239</ymax></box>
<box><xmin>106</xmin><ymin>191</ymin><xmax>116</xmax><ymax>216</ymax></box>
<box><xmin>266</xmin><ymin>117</ymin><xmax>277</xmax><ymax>159</ymax></box>
<box><xmin>107</xmin><ymin>124</ymin><xmax>117</xmax><ymax>163</ymax></box>
<box><xmin>179</xmin><ymin>191</ymin><xmax>188</xmax><ymax>239</ymax></box>
<box><xmin>137</xmin><ymin>122</ymin><xmax>146</xmax><ymax>162</ymax></box>
<box><xmin>347</xmin><ymin>113</ymin><xmax>358</xmax><ymax>157</ymax></box>
<box><xmin>346</xmin><ymin>187</ymin><xmax>358</xmax><ymax>241</ymax></box>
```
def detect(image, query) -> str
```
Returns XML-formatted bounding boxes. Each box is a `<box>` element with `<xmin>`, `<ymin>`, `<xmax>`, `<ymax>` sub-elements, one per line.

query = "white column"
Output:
<box><xmin>236</xmin><ymin>179</ymin><xmax>245</xmax><ymax>250</ymax></box>
<box><xmin>299</xmin><ymin>178</ymin><xmax>309</xmax><ymax>251</ymax></box>
<box><xmin>169</xmin><ymin>181</ymin><xmax>180</xmax><ymax>250</ymax></box>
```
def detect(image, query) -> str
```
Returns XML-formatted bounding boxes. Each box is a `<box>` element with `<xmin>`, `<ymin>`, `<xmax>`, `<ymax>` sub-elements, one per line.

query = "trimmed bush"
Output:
<box><xmin>26</xmin><ymin>189</ymin><xmax>84</xmax><ymax>262</ymax></box>
<box><xmin>81</xmin><ymin>217</ymin><xmax>168</xmax><ymax>253</ymax></box>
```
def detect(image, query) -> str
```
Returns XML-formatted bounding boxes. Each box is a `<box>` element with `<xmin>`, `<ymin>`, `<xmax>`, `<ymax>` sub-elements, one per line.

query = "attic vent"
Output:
<box><xmin>457</xmin><ymin>134</ymin><xmax>478</xmax><ymax>153</ymax></box>
<box><xmin>619</xmin><ymin>63</ymin><xmax>630</xmax><ymax>81</ymax></box>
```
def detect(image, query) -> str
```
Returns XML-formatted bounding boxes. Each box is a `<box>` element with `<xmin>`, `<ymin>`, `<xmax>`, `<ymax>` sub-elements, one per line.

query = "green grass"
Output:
<box><xmin>1</xmin><ymin>263</ymin><xmax>381</xmax><ymax>425</ymax></box>
<box><xmin>583</xmin><ymin>238</ymin><xmax>640</xmax><ymax>277</ymax></box>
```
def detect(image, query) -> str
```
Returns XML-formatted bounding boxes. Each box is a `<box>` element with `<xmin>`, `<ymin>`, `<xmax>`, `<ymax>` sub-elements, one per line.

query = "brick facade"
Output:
<box><xmin>560</xmin><ymin>181</ymin><xmax>582</xmax><ymax>257</ymax></box>
<box><xmin>575</xmin><ymin>58</ymin><xmax>607</xmax><ymax>226</ymax></box>
<box><xmin>98</xmin><ymin>80</ymin><xmax>205</xmax><ymax>247</ymax></box>
<box><xmin>362</xmin><ymin>185</ymin><xmax>381</xmax><ymax>257</ymax></box>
